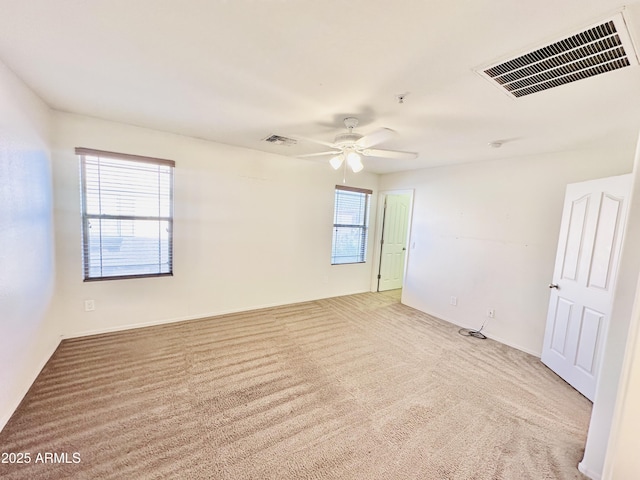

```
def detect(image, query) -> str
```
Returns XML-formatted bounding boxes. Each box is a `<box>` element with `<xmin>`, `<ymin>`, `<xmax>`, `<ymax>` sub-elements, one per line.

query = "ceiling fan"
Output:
<box><xmin>296</xmin><ymin>117</ymin><xmax>418</xmax><ymax>173</ymax></box>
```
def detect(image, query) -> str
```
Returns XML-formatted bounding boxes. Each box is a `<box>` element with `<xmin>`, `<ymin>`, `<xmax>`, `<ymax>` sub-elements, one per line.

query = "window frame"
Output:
<box><xmin>331</xmin><ymin>185</ymin><xmax>373</xmax><ymax>265</ymax></box>
<box><xmin>77</xmin><ymin>147</ymin><xmax>175</xmax><ymax>282</ymax></box>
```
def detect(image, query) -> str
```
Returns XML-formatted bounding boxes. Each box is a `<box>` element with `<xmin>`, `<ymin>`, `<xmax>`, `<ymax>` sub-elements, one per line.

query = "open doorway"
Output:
<box><xmin>373</xmin><ymin>190</ymin><xmax>413</xmax><ymax>292</ymax></box>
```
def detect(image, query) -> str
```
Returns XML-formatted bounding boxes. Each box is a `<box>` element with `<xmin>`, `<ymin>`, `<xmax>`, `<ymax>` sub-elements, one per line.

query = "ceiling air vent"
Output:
<box><xmin>478</xmin><ymin>12</ymin><xmax>638</xmax><ymax>97</ymax></box>
<box><xmin>263</xmin><ymin>134</ymin><xmax>297</xmax><ymax>146</ymax></box>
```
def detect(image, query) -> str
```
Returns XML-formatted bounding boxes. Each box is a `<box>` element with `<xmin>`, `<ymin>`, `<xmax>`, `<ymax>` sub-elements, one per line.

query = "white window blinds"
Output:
<box><xmin>77</xmin><ymin>148</ymin><xmax>174</xmax><ymax>281</ymax></box>
<box><xmin>331</xmin><ymin>185</ymin><xmax>372</xmax><ymax>265</ymax></box>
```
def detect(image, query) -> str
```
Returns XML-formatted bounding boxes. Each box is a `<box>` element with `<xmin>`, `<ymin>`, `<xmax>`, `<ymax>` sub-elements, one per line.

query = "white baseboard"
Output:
<box><xmin>482</xmin><ymin>331</ymin><xmax>542</xmax><ymax>357</ymax></box>
<box><xmin>0</xmin><ymin>288</ymin><xmax>406</xmax><ymax>433</ymax></box>
<box><xmin>3</xmin><ymin>290</ymin><xmax>375</xmax><ymax>432</ymax></box>
<box><xmin>399</xmin><ymin>303</ymin><xmax>542</xmax><ymax>357</ymax></box>
<box><xmin>578</xmin><ymin>460</ymin><xmax>601</xmax><ymax>480</ymax></box>
<box><xmin>0</xmin><ymin>335</ymin><xmax>62</xmax><ymax>433</ymax></box>
<box><xmin>63</xmin><ymin>289</ymin><xmax>371</xmax><ymax>340</ymax></box>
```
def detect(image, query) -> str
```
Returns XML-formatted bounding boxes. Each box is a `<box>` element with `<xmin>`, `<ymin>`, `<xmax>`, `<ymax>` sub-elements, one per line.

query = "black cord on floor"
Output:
<box><xmin>458</xmin><ymin>319</ymin><xmax>488</xmax><ymax>340</ymax></box>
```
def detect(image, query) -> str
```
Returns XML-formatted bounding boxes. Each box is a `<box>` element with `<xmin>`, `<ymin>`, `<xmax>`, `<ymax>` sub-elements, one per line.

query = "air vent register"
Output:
<box><xmin>478</xmin><ymin>13</ymin><xmax>638</xmax><ymax>97</ymax></box>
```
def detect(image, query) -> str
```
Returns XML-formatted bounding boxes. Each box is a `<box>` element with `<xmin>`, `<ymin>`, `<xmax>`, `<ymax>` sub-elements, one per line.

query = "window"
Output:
<box><xmin>77</xmin><ymin>148</ymin><xmax>174</xmax><ymax>281</ymax></box>
<box><xmin>331</xmin><ymin>185</ymin><xmax>372</xmax><ymax>265</ymax></box>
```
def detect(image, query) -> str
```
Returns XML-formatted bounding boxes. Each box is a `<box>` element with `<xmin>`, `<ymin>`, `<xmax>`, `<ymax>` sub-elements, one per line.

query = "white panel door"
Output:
<box><xmin>379</xmin><ymin>194</ymin><xmax>411</xmax><ymax>291</ymax></box>
<box><xmin>541</xmin><ymin>174</ymin><xmax>631</xmax><ymax>401</ymax></box>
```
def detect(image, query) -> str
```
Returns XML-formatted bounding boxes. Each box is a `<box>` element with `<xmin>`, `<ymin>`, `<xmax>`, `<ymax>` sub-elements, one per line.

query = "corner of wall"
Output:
<box><xmin>0</xmin><ymin>57</ymin><xmax>60</xmax><ymax>432</ymax></box>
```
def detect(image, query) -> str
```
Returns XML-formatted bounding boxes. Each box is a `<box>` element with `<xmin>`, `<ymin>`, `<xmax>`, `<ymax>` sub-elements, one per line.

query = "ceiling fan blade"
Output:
<box><xmin>361</xmin><ymin>148</ymin><xmax>418</xmax><ymax>160</ymax></box>
<box><xmin>297</xmin><ymin>150</ymin><xmax>341</xmax><ymax>158</ymax></box>
<box><xmin>356</xmin><ymin>128</ymin><xmax>395</xmax><ymax>149</ymax></box>
<box><xmin>290</xmin><ymin>135</ymin><xmax>336</xmax><ymax>149</ymax></box>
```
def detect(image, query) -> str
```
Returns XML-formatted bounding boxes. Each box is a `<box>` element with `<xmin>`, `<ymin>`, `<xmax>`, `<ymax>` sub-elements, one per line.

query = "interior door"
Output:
<box><xmin>541</xmin><ymin>174</ymin><xmax>631</xmax><ymax>401</ymax></box>
<box><xmin>378</xmin><ymin>194</ymin><xmax>411</xmax><ymax>291</ymax></box>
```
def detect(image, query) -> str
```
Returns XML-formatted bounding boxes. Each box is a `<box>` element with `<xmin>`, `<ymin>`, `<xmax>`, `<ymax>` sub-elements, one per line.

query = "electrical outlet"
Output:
<box><xmin>84</xmin><ymin>299</ymin><xmax>95</xmax><ymax>312</ymax></box>
<box><xmin>450</xmin><ymin>296</ymin><xmax>457</xmax><ymax>306</ymax></box>
<box><xmin>487</xmin><ymin>308</ymin><xmax>495</xmax><ymax>318</ymax></box>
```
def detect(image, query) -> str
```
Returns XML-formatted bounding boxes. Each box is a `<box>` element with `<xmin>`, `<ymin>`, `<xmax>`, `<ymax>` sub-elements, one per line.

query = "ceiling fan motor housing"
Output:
<box><xmin>293</xmin><ymin>115</ymin><xmax>417</xmax><ymax>163</ymax></box>
<box><xmin>334</xmin><ymin>132</ymin><xmax>363</xmax><ymax>147</ymax></box>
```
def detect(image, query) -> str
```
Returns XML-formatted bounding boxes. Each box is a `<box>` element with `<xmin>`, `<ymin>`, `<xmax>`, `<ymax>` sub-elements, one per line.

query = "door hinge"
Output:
<box><xmin>377</xmin><ymin>274</ymin><xmax>382</xmax><ymax>279</ymax></box>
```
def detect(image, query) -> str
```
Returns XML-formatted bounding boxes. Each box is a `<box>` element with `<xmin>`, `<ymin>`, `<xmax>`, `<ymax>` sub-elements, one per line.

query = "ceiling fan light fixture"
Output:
<box><xmin>347</xmin><ymin>151</ymin><xmax>363</xmax><ymax>172</ymax></box>
<box><xmin>329</xmin><ymin>154</ymin><xmax>344</xmax><ymax>170</ymax></box>
<box><xmin>296</xmin><ymin>116</ymin><xmax>417</xmax><ymax>171</ymax></box>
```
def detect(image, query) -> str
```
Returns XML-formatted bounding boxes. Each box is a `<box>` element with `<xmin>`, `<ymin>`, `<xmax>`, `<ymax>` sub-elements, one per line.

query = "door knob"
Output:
<box><xmin>549</xmin><ymin>283</ymin><xmax>559</xmax><ymax>289</ymax></box>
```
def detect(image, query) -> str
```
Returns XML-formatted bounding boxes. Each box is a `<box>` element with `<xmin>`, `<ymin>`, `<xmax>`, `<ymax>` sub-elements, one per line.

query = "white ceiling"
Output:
<box><xmin>1</xmin><ymin>0</ymin><xmax>640</xmax><ymax>174</ymax></box>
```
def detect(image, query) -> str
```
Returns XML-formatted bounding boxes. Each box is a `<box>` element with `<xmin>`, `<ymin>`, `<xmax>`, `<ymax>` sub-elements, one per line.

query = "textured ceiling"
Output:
<box><xmin>1</xmin><ymin>0</ymin><xmax>640</xmax><ymax>173</ymax></box>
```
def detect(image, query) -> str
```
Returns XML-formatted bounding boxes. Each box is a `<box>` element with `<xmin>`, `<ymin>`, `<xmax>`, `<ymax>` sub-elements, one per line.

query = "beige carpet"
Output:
<box><xmin>0</xmin><ymin>291</ymin><xmax>591</xmax><ymax>479</ymax></box>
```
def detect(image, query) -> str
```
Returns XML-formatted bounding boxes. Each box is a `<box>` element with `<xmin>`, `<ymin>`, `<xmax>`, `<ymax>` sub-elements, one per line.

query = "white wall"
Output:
<box><xmin>602</xmin><ymin>274</ymin><xmax>640</xmax><ymax>479</ymax></box>
<box><xmin>379</xmin><ymin>148</ymin><xmax>634</xmax><ymax>355</ymax></box>
<box><xmin>51</xmin><ymin>112</ymin><xmax>378</xmax><ymax>338</ymax></box>
<box><xmin>600</xmin><ymin>274</ymin><xmax>640</xmax><ymax>480</ymax></box>
<box><xmin>580</xmin><ymin>134</ymin><xmax>640</xmax><ymax>480</ymax></box>
<box><xmin>0</xmin><ymin>60</ymin><xmax>58</xmax><ymax>430</ymax></box>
